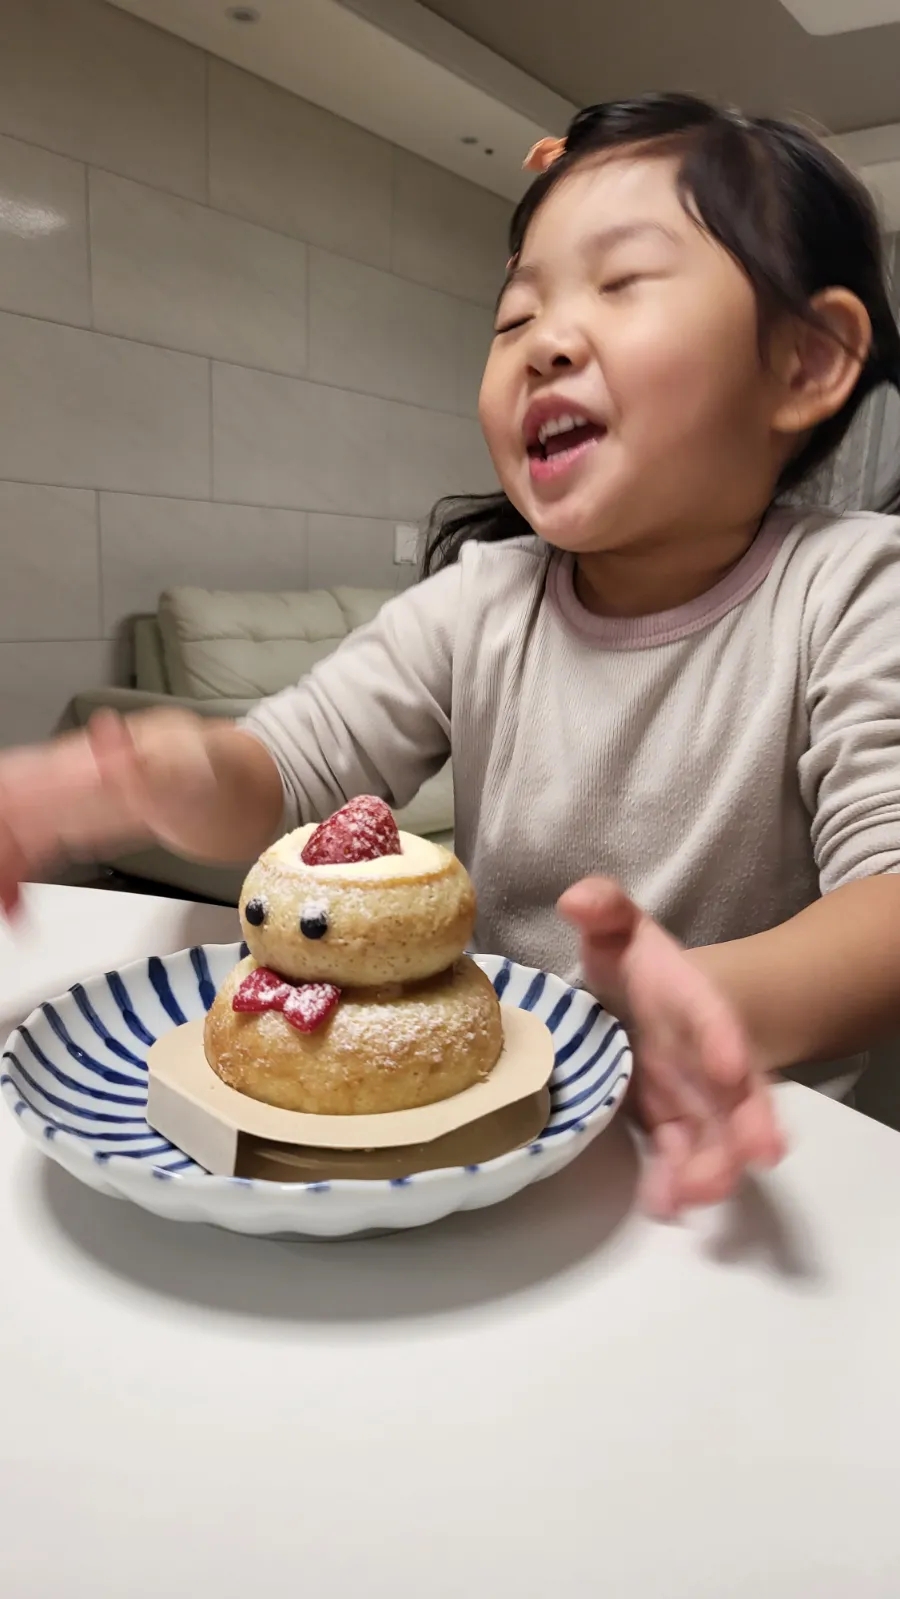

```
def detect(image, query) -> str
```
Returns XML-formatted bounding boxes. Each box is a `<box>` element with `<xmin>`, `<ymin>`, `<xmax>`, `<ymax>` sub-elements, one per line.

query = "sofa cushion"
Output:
<box><xmin>394</xmin><ymin>762</ymin><xmax>454</xmax><ymax>839</ymax></box>
<box><xmin>133</xmin><ymin>615</ymin><xmax>169</xmax><ymax>694</ymax></box>
<box><xmin>158</xmin><ymin>585</ymin><xmax>394</xmax><ymax>700</ymax></box>
<box><xmin>329</xmin><ymin>586</ymin><xmax>392</xmax><ymax>633</ymax></box>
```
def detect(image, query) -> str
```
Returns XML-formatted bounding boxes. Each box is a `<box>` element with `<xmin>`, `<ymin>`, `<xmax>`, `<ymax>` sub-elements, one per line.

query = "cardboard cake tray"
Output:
<box><xmin>146</xmin><ymin>1006</ymin><xmax>555</xmax><ymax>1182</ymax></box>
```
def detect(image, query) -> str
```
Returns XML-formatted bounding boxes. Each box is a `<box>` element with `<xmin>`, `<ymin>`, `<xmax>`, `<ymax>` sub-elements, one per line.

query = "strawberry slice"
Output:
<box><xmin>301</xmin><ymin>795</ymin><xmax>401</xmax><ymax>866</ymax></box>
<box><xmin>281</xmin><ymin>982</ymin><xmax>341</xmax><ymax>1033</ymax></box>
<box><xmin>233</xmin><ymin>966</ymin><xmax>291</xmax><ymax>1012</ymax></box>
<box><xmin>233</xmin><ymin>967</ymin><xmax>341</xmax><ymax>1033</ymax></box>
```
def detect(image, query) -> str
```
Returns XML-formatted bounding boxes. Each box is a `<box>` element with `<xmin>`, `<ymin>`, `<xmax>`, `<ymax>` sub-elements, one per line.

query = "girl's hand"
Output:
<box><xmin>558</xmin><ymin>878</ymin><xmax>785</xmax><ymax>1217</ymax></box>
<box><xmin>0</xmin><ymin>708</ymin><xmax>221</xmax><ymax>915</ymax></box>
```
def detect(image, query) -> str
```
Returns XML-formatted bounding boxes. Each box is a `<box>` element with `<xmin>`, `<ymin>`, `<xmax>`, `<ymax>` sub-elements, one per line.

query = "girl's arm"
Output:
<box><xmin>563</xmin><ymin>527</ymin><xmax>900</xmax><ymax>1215</ymax></box>
<box><xmin>562</xmin><ymin>873</ymin><xmax>900</xmax><ymax>1221</ymax></box>
<box><xmin>0</xmin><ymin>568</ymin><xmax>460</xmax><ymax>908</ymax></box>
<box><xmin>0</xmin><ymin>708</ymin><xmax>287</xmax><ymax>913</ymax></box>
<box><xmin>721</xmin><ymin>521</ymin><xmax>900</xmax><ymax>1071</ymax></box>
<box><xmin>240</xmin><ymin>565</ymin><xmax>459</xmax><ymax>833</ymax></box>
<box><xmin>693</xmin><ymin>875</ymin><xmax>900</xmax><ymax>1072</ymax></box>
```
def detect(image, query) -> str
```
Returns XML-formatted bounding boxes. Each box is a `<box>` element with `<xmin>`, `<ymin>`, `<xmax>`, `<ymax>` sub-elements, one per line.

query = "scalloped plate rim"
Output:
<box><xmin>1</xmin><ymin>943</ymin><xmax>633</xmax><ymax>1229</ymax></box>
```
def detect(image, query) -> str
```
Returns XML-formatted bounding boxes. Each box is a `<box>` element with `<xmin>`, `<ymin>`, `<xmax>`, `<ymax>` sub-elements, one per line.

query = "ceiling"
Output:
<box><xmin>781</xmin><ymin>0</ymin><xmax>900</xmax><ymax>31</ymax></box>
<box><xmin>420</xmin><ymin>0</ymin><xmax>900</xmax><ymax>135</ymax></box>
<box><xmin>110</xmin><ymin>0</ymin><xmax>572</xmax><ymax>200</ymax></box>
<box><xmin>110</xmin><ymin>0</ymin><xmax>900</xmax><ymax>223</ymax></box>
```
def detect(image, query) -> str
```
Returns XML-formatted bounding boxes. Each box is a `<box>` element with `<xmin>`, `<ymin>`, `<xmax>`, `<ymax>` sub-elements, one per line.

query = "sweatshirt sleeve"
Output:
<box><xmin>239</xmin><ymin>564</ymin><xmax>459</xmax><ymax>830</ymax></box>
<box><xmin>798</xmin><ymin>517</ymin><xmax>900</xmax><ymax>891</ymax></box>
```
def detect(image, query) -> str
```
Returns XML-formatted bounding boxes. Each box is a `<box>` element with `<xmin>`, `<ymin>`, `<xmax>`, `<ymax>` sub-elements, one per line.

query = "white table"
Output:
<box><xmin>1</xmin><ymin>884</ymin><xmax>900</xmax><ymax>1598</ymax></box>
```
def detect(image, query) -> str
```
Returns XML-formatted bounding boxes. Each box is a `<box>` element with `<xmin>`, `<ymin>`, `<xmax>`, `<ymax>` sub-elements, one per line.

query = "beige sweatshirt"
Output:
<box><xmin>243</xmin><ymin>507</ymin><xmax>900</xmax><ymax>1084</ymax></box>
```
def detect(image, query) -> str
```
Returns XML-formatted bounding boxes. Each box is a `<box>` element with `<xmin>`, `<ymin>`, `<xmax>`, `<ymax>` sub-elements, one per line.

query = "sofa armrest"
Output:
<box><xmin>61</xmin><ymin>687</ymin><xmax>255</xmax><ymax>730</ymax></box>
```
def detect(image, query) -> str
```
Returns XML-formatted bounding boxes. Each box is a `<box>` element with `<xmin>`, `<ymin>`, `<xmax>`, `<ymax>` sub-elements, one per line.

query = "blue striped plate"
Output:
<box><xmin>1</xmin><ymin>946</ymin><xmax>632</xmax><ymax>1238</ymax></box>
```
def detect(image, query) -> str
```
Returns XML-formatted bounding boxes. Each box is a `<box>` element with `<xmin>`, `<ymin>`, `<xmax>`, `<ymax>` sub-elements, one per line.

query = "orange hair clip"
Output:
<box><xmin>523</xmin><ymin>136</ymin><xmax>567</xmax><ymax>174</ymax></box>
<box><xmin>507</xmin><ymin>136</ymin><xmax>567</xmax><ymax>270</ymax></box>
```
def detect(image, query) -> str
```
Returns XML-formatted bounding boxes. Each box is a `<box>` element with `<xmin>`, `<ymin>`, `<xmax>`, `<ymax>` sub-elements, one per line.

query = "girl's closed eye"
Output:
<box><xmin>493</xmin><ymin>289</ymin><xmax>537</xmax><ymax>335</ymax></box>
<box><xmin>600</xmin><ymin>273</ymin><xmax>643</xmax><ymax>295</ymax></box>
<box><xmin>597</xmin><ymin>253</ymin><xmax>673</xmax><ymax>295</ymax></box>
<box><xmin>494</xmin><ymin>314</ymin><xmax>533</xmax><ymax>336</ymax></box>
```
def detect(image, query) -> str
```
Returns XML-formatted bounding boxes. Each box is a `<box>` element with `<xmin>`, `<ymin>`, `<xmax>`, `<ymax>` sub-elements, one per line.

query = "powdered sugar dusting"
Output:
<box><xmin>233</xmin><ymin>966</ymin><xmax>340</xmax><ymax>1033</ymax></box>
<box><xmin>215</xmin><ymin>954</ymin><xmax>501</xmax><ymax>1113</ymax></box>
<box><xmin>300</xmin><ymin>899</ymin><xmax>328</xmax><ymax>922</ymax></box>
<box><xmin>301</xmin><ymin>795</ymin><xmax>401</xmax><ymax>866</ymax></box>
<box><xmin>282</xmin><ymin>983</ymin><xmax>341</xmax><ymax>1032</ymax></box>
<box><xmin>269</xmin><ymin>826</ymin><xmax>446</xmax><ymax>884</ymax></box>
<box><xmin>233</xmin><ymin>967</ymin><xmax>290</xmax><ymax>1011</ymax></box>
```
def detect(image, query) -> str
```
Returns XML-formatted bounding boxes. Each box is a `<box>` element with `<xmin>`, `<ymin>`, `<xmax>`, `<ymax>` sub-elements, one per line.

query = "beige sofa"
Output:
<box><xmin>62</xmin><ymin>585</ymin><xmax>453</xmax><ymax>904</ymax></box>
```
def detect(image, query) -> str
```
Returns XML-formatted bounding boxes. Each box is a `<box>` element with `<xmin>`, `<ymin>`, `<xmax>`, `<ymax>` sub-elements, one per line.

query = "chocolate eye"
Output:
<box><xmin>300</xmin><ymin>907</ymin><xmax>329</xmax><ymax>941</ymax></box>
<box><xmin>245</xmin><ymin>897</ymin><xmax>267</xmax><ymax>927</ymax></box>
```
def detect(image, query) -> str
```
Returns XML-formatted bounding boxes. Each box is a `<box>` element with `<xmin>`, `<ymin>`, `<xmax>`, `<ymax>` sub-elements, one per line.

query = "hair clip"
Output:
<box><xmin>523</xmin><ymin>136</ymin><xmax>567</xmax><ymax>174</ymax></box>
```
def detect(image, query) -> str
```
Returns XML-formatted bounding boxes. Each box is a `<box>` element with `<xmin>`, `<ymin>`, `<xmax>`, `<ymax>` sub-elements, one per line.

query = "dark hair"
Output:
<box><xmin>424</xmin><ymin>91</ymin><xmax>900</xmax><ymax>575</ymax></box>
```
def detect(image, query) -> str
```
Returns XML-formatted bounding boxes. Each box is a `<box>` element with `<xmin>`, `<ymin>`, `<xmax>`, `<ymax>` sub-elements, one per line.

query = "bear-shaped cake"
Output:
<box><xmin>204</xmin><ymin>796</ymin><xmax>504</xmax><ymax>1115</ymax></box>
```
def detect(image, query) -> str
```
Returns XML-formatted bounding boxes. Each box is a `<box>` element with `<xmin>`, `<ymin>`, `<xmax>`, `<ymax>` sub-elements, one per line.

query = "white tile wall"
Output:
<box><xmin>212</xmin><ymin>365</ymin><xmax>392</xmax><ymax>514</ymax></box>
<box><xmin>208</xmin><ymin>61</ymin><xmax>394</xmax><ymax>271</ymax></box>
<box><xmin>0</xmin><ymin>484</ymin><xmax>99</xmax><ymax>640</ymax></box>
<box><xmin>0</xmin><ymin>0</ymin><xmax>206</xmax><ymax>201</ymax></box>
<box><xmin>99</xmin><ymin>496</ymin><xmax>309</xmax><ymax>633</ymax></box>
<box><xmin>387</xmin><ymin>407</ymin><xmax>498</xmax><ymax>520</ymax></box>
<box><xmin>0</xmin><ymin>134</ymin><xmax>90</xmax><ymax>325</ymax></box>
<box><xmin>0</xmin><ymin>641</ymin><xmax>114</xmax><ymax>745</ymax></box>
<box><xmin>308</xmin><ymin>515</ymin><xmax>403</xmax><ymax>592</ymax></box>
<box><xmin>0</xmin><ymin>0</ymin><xmax>508</xmax><ymax>747</ymax></box>
<box><xmin>392</xmin><ymin>150</ymin><xmax>512</xmax><ymax>306</ymax></box>
<box><xmin>90</xmin><ymin>172</ymin><xmax>309</xmax><ymax>374</ymax></box>
<box><xmin>308</xmin><ymin>250</ymin><xmax>459</xmax><ymax>410</ymax></box>
<box><xmin>0</xmin><ymin>312</ymin><xmax>210</xmax><ymax>496</ymax></box>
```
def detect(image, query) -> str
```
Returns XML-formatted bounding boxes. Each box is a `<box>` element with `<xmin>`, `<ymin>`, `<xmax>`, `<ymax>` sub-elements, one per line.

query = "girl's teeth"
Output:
<box><xmin>537</xmin><ymin>413</ymin><xmax>589</xmax><ymax>446</ymax></box>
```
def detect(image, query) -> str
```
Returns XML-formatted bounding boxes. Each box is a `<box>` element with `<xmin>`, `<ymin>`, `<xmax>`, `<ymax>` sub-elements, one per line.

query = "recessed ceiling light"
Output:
<box><xmin>225</xmin><ymin>5</ymin><xmax>260</xmax><ymax>21</ymax></box>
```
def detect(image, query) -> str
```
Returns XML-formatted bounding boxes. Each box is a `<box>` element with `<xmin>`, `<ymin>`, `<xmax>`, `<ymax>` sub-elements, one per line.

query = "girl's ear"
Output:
<box><xmin>770</xmin><ymin>289</ymin><xmax>872</xmax><ymax>441</ymax></box>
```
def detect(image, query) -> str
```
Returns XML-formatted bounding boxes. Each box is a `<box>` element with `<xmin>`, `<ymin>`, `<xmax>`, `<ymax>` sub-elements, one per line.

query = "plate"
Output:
<box><xmin>1</xmin><ymin>945</ymin><xmax>632</xmax><ymax>1239</ymax></box>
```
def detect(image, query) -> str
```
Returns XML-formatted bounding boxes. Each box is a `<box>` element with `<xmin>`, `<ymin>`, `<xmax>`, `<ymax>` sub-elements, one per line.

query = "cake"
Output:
<box><xmin>203</xmin><ymin>796</ymin><xmax>504</xmax><ymax>1115</ymax></box>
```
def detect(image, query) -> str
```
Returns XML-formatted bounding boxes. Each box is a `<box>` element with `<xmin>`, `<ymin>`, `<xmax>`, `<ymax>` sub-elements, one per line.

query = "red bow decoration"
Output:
<box><xmin>233</xmin><ymin>966</ymin><xmax>340</xmax><ymax>1033</ymax></box>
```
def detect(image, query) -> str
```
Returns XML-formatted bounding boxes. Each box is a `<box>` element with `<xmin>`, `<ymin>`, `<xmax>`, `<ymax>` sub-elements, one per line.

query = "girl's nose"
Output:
<box><xmin>524</xmin><ymin>319</ymin><xmax>591</xmax><ymax>378</ymax></box>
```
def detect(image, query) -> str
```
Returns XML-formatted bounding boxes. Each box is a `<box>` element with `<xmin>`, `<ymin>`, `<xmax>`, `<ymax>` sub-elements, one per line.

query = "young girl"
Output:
<box><xmin>5</xmin><ymin>92</ymin><xmax>900</xmax><ymax>1217</ymax></box>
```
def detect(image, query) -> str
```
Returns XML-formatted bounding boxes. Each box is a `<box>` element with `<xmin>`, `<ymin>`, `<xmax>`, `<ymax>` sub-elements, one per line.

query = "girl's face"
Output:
<box><xmin>480</xmin><ymin>152</ymin><xmax>788</xmax><ymax>555</ymax></box>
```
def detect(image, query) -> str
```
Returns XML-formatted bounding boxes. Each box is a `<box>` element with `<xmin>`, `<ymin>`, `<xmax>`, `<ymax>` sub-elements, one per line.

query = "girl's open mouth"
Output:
<box><xmin>527</xmin><ymin>416</ymin><xmax>607</xmax><ymax>482</ymax></box>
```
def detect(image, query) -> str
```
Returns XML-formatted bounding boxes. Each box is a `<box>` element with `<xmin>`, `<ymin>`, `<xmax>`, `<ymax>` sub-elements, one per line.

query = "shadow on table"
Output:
<box><xmin>703</xmin><ymin>1172</ymin><xmax>826</xmax><ymax>1284</ymax></box>
<box><xmin>35</xmin><ymin>1120</ymin><xmax>639</xmax><ymax>1325</ymax></box>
